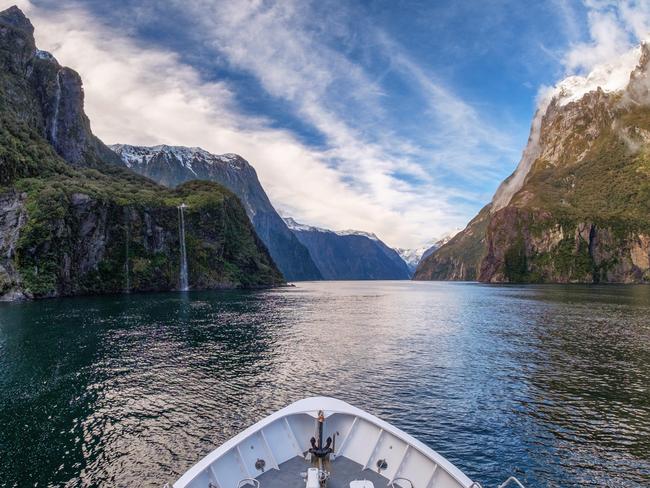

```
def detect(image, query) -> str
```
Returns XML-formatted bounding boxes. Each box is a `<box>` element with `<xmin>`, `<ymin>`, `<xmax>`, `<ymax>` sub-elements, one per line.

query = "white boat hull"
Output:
<box><xmin>174</xmin><ymin>397</ymin><xmax>475</xmax><ymax>488</ymax></box>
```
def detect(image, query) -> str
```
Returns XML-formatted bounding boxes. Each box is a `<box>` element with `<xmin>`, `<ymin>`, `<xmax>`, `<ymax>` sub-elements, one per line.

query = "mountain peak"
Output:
<box><xmin>395</xmin><ymin>230</ymin><xmax>461</xmax><ymax>272</ymax></box>
<box><xmin>283</xmin><ymin>217</ymin><xmax>379</xmax><ymax>240</ymax></box>
<box><xmin>418</xmin><ymin>38</ymin><xmax>650</xmax><ymax>284</ymax></box>
<box><xmin>110</xmin><ymin>144</ymin><xmax>248</xmax><ymax>171</ymax></box>
<box><xmin>108</xmin><ymin>145</ymin><xmax>322</xmax><ymax>280</ymax></box>
<box><xmin>0</xmin><ymin>6</ymin><xmax>34</xmax><ymax>36</ymax></box>
<box><xmin>550</xmin><ymin>44</ymin><xmax>643</xmax><ymax>108</ymax></box>
<box><xmin>283</xmin><ymin>218</ymin><xmax>410</xmax><ymax>279</ymax></box>
<box><xmin>492</xmin><ymin>40</ymin><xmax>649</xmax><ymax>214</ymax></box>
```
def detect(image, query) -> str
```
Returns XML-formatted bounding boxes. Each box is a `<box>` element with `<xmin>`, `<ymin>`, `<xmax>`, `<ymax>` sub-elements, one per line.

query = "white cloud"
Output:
<box><xmin>2</xmin><ymin>0</ymin><xmax>519</xmax><ymax>248</ymax></box>
<box><xmin>494</xmin><ymin>0</ymin><xmax>650</xmax><ymax>212</ymax></box>
<box><xmin>183</xmin><ymin>0</ymin><xmax>516</xmax><ymax>196</ymax></box>
<box><xmin>620</xmin><ymin>1</ymin><xmax>650</xmax><ymax>40</ymax></box>
<box><xmin>562</xmin><ymin>1</ymin><xmax>650</xmax><ymax>75</ymax></box>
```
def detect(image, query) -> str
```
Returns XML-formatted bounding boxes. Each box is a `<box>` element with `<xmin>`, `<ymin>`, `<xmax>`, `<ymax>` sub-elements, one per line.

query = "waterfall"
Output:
<box><xmin>178</xmin><ymin>203</ymin><xmax>189</xmax><ymax>291</ymax></box>
<box><xmin>50</xmin><ymin>70</ymin><xmax>62</xmax><ymax>146</ymax></box>
<box><xmin>124</xmin><ymin>214</ymin><xmax>131</xmax><ymax>293</ymax></box>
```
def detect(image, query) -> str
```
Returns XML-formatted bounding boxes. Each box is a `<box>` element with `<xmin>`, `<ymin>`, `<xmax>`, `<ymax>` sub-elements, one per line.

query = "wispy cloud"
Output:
<box><xmin>3</xmin><ymin>0</ymin><xmax>525</xmax><ymax>248</ymax></box>
<box><xmin>184</xmin><ymin>0</ymin><xmax>519</xmax><ymax>186</ymax></box>
<box><xmin>561</xmin><ymin>0</ymin><xmax>650</xmax><ymax>74</ymax></box>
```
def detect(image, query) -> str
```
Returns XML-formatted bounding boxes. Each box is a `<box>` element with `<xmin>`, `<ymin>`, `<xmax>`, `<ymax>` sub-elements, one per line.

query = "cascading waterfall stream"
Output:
<box><xmin>178</xmin><ymin>203</ymin><xmax>189</xmax><ymax>291</ymax></box>
<box><xmin>124</xmin><ymin>213</ymin><xmax>131</xmax><ymax>293</ymax></box>
<box><xmin>50</xmin><ymin>70</ymin><xmax>62</xmax><ymax>146</ymax></box>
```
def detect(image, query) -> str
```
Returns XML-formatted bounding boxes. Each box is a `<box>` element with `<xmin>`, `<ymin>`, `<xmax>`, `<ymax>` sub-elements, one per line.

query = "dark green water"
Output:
<box><xmin>1</xmin><ymin>282</ymin><xmax>649</xmax><ymax>487</ymax></box>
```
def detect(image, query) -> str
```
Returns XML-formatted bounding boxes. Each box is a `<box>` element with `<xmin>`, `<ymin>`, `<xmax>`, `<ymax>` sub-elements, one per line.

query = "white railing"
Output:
<box><xmin>497</xmin><ymin>476</ymin><xmax>526</xmax><ymax>488</ymax></box>
<box><xmin>469</xmin><ymin>475</ymin><xmax>526</xmax><ymax>488</ymax></box>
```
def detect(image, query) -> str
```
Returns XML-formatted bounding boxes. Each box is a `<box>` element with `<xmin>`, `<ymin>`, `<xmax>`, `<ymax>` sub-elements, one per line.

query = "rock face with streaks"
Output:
<box><xmin>416</xmin><ymin>42</ymin><xmax>650</xmax><ymax>283</ymax></box>
<box><xmin>0</xmin><ymin>6</ymin><xmax>283</xmax><ymax>300</ymax></box>
<box><xmin>110</xmin><ymin>144</ymin><xmax>322</xmax><ymax>281</ymax></box>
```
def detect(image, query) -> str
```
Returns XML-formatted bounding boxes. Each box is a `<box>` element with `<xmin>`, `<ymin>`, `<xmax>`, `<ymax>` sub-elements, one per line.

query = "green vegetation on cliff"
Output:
<box><xmin>523</xmin><ymin>123</ymin><xmax>650</xmax><ymax>229</ymax></box>
<box><xmin>10</xmin><ymin>164</ymin><xmax>283</xmax><ymax>297</ymax></box>
<box><xmin>0</xmin><ymin>114</ymin><xmax>71</xmax><ymax>186</ymax></box>
<box><xmin>0</xmin><ymin>6</ymin><xmax>284</xmax><ymax>299</ymax></box>
<box><xmin>417</xmin><ymin>62</ymin><xmax>650</xmax><ymax>284</ymax></box>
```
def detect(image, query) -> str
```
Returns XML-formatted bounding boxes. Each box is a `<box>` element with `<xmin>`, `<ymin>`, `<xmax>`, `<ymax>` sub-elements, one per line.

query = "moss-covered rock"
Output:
<box><xmin>0</xmin><ymin>6</ymin><xmax>284</xmax><ymax>300</ymax></box>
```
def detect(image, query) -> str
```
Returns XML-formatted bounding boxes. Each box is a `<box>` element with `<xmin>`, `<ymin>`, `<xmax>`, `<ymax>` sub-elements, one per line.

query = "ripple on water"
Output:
<box><xmin>0</xmin><ymin>282</ymin><xmax>649</xmax><ymax>487</ymax></box>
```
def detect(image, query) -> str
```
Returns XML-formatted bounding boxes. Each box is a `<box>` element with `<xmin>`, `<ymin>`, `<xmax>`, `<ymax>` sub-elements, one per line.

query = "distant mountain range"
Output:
<box><xmin>110</xmin><ymin>144</ymin><xmax>322</xmax><ymax>281</ymax></box>
<box><xmin>109</xmin><ymin>144</ymin><xmax>423</xmax><ymax>281</ymax></box>
<box><xmin>395</xmin><ymin>232</ymin><xmax>459</xmax><ymax>274</ymax></box>
<box><xmin>284</xmin><ymin>218</ymin><xmax>411</xmax><ymax>280</ymax></box>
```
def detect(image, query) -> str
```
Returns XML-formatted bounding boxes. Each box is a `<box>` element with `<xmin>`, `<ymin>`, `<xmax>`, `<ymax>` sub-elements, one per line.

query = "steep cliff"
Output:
<box><xmin>413</xmin><ymin>206</ymin><xmax>490</xmax><ymax>281</ymax></box>
<box><xmin>0</xmin><ymin>6</ymin><xmax>283</xmax><ymax>300</ymax></box>
<box><xmin>416</xmin><ymin>42</ymin><xmax>650</xmax><ymax>283</ymax></box>
<box><xmin>0</xmin><ymin>7</ymin><xmax>121</xmax><ymax>169</ymax></box>
<box><xmin>397</xmin><ymin>231</ymin><xmax>461</xmax><ymax>276</ymax></box>
<box><xmin>284</xmin><ymin>218</ymin><xmax>411</xmax><ymax>280</ymax></box>
<box><xmin>110</xmin><ymin>144</ymin><xmax>322</xmax><ymax>281</ymax></box>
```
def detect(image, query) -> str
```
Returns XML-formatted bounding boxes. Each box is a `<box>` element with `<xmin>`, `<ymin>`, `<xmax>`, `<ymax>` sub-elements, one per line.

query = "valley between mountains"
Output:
<box><xmin>2</xmin><ymin>5</ymin><xmax>650</xmax><ymax>302</ymax></box>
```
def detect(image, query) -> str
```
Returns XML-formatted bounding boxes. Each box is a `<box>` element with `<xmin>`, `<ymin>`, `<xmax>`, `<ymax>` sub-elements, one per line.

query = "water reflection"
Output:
<box><xmin>0</xmin><ymin>282</ymin><xmax>649</xmax><ymax>487</ymax></box>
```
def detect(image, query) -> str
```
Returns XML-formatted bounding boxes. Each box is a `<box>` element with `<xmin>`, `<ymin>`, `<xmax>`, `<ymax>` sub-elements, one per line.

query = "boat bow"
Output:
<box><xmin>174</xmin><ymin>397</ymin><xmax>475</xmax><ymax>488</ymax></box>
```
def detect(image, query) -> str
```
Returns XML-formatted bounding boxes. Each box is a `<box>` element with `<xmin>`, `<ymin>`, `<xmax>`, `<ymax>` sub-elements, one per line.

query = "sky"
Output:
<box><xmin>3</xmin><ymin>0</ymin><xmax>650</xmax><ymax>248</ymax></box>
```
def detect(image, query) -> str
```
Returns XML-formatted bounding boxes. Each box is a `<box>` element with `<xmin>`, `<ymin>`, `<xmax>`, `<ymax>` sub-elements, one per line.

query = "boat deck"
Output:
<box><xmin>174</xmin><ymin>398</ymin><xmax>473</xmax><ymax>488</ymax></box>
<box><xmin>256</xmin><ymin>455</ymin><xmax>388</xmax><ymax>488</ymax></box>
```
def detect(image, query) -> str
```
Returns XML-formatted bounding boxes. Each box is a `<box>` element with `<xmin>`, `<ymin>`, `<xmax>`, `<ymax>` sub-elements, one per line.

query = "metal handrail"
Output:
<box><xmin>497</xmin><ymin>476</ymin><xmax>526</xmax><ymax>488</ymax></box>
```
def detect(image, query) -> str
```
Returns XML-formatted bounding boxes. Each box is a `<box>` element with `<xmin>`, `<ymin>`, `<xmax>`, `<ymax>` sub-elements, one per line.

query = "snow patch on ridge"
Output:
<box><xmin>334</xmin><ymin>229</ymin><xmax>379</xmax><ymax>241</ymax></box>
<box><xmin>395</xmin><ymin>229</ymin><xmax>461</xmax><ymax>269</ymax></box>
<box><xmin>491</xmin><ymin>43</ymin><xmax>645</xmax><ymax>212</ymax></box>
<box><xmin>283</xmin><ymin>217</ymin><xmax>379</xmax><ymax>240</ymax></box>
<box><xmin>283</xmin><ymin>217</ymin><xmax>323</xmax><ymax>233</ymax></box>
<box><xmin>552</xmin><ymin>46</ymin><xmax>643</xmax><ymax>107</ymax></box>
<box><xmin>109</xmin><ymin>144</ymin><xmax>246</xmax><ymax>174</ymax></box>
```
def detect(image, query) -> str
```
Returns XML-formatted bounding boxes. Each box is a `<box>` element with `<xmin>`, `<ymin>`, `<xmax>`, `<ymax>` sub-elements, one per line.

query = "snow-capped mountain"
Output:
<box><xmin>110</xmin><ymin>144</ymin><xmax>322</xmax><ymax>281</ymax></box>
<box><xmin>284</xmin><ymin>218</ymin><xmax>380</xmax><ymax>241</ymax></box>
<box><xmin>416</xmin><ymin>41</ymin><xmax>650</xmax><ymax>283</ymax></box>
<box><xmin>283</xmin><ymin>218</ymin><xmax>411</xmax><ymax>280</ymax></box>
<box><xmin>112</xmin><ymin>144</ymin><xmax>246</xmax><ymax>175</ymax></box>
<box><xmin>394</xmin><ymin>247</ymin><xmax>427</xmax><ymax>272</ymax></box>
<box><xmin>491</xmin><ymin>43</ymin><xmax>645</xmax><ymax>213</ymax></box>
<box><xmin>395</xmin><ymin>231</ymin><xmax>460</xmax><ymax>274</ymax></box>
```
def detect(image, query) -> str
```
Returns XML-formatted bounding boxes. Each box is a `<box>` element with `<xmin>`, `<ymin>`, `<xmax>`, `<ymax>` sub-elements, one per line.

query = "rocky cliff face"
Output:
<box><xmin>0</xmin><ymin>6</ymin><xmax>120</xmax><ymax>169</ymax></box>
<box><xmin>284</xmin><ymin>218</ymin><xmax>411</xmax><ymax>280</ymax></box>
<box><xmin>110</xmin><ymin>144</ymin><xmax>322</xmax><ymax>281</ymax></box>
<box><xmin>0</xmin><ymin>6</ymin><xmax>283</xmax><ymax>300</ymax></box>
<box><xmin>478</xmin><ymin>207</ymin><xmax>650</xmax><ymax>283</ymax></box>
<box><xmin>3</xmin><ymin>179</ymin><xmax>282</xmax><ymax>300</ymax></box>
<box><xmin>416</xmin><ymin>42</ymin><xmax>650</xmax><ymax>283</ymax></box>
<box><xmin>413</xmin><ymin>206</ymin><xmax>490</xmax><ymax>281</ymax></box>
<box><xmin>0</xmin><ymin>190</ymin><xmax>27</xmax><ymax>300</ymax></box>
